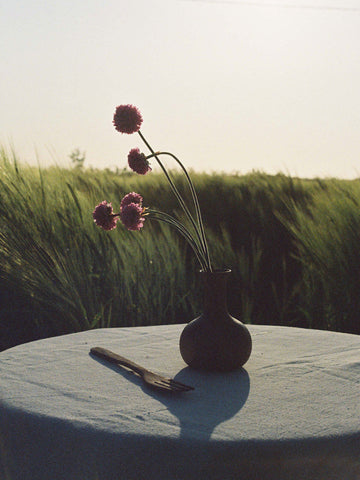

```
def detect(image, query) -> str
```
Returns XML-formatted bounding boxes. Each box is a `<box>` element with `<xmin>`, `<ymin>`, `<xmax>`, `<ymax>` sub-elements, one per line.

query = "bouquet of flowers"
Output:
<box><xmin>92</xmin><ymin>104</ymin><xmax>212</xmax><ymax>272</ymax></box>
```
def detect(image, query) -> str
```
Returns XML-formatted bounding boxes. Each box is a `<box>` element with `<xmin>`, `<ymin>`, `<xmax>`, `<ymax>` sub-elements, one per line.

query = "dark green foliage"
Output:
<box><xmin>285</xmin><ymin>181</ymin><xmax>360</xmax><ymax>334</ymax></box>
<box><xmin>0</xmin><ymin>148</ymin><xmax>359</xmax><ymax>350</ymax></box>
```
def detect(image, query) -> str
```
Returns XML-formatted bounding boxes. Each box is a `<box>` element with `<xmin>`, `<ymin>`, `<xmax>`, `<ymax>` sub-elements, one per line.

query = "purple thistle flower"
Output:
<box><xmin>92</xmin><ymin>201</ymin><xmax>118</xmax><ymax>231</ymax></box>
<box><xmin>121</xmin><ymin>192</ymin><xmax>143</xmax><ymax>210</ymax></box>
<box><xmin>120</xmin><ymin>203</ymin><xmax>145</xmax><ymax>231</ymax></box>
<box><xmin>113</xmin><ymin>104</ymin><xmax>143</xmax><ymax>134</ymax></box>
<box><xmin>127</xmin><ymin>148</ymin><xmax>152</xmax><ymax>175</ymax></box>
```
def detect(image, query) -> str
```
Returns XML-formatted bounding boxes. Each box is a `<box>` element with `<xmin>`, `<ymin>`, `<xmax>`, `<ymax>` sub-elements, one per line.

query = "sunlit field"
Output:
<box><xmin>1</xmin><ymin>147</ymin><xmax>360</xmax><ymax>351</ymax></box>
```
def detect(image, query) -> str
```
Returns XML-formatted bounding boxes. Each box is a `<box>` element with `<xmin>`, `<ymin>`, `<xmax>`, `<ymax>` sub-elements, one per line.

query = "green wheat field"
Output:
<box><xmin>1</xmin><ymin>147</ymin><xmax>359</xmax><ymax>351</ymax></box>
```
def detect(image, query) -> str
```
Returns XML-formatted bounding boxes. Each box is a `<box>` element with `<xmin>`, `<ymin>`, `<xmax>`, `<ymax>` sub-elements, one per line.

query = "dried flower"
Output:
<box><xmin>121</xmin><ymin>192</ymin><xmax>143</xmax><ymax>209</ymax></box>
<box><xmin>120</xmin><ymin>203</ymin><xmax>145</xmax><ymax>231</ymax></box>
<box><xmin>127</xmin><ymin>148</ymin><xmax>152</xmax><ymax>175</ymax></box>
<box><xmin>113</xmin><ymin>104</ymin><xmax>143</xmax><ymax>134</ymax></box>
<box><xmin>92</xmin><ymin>201</ymin><xmax>118</xmax><ymax>231</ymax></box>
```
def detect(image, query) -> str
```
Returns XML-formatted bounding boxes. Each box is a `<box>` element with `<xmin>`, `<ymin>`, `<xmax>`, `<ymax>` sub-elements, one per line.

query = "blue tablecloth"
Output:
<box><xmin>0</xmin><ymin>324</ymin><xmax>359</xmax><ymax>479</ymax></box>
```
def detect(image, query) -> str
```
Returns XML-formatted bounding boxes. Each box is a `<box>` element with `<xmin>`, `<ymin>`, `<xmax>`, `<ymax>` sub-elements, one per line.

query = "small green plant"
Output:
<box><xmin>69</xmin><ymin>147</ymin><xmax>86</xmax><ymax>169</ymax></box>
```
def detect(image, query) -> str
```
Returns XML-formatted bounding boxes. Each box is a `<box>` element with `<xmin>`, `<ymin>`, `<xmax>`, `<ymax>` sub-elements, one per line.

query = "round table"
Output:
<box><xmin>0</xmin><ymin>324</ymin><xmax>359</xmax><ymax>480</ymax></box>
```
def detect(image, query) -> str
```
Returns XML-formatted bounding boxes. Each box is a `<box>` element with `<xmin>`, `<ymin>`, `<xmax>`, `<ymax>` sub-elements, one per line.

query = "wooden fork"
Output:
<box><xmin>90</xmin><ymin>347</ymin><xmax>194</xmax><ymax>393</ymax></box>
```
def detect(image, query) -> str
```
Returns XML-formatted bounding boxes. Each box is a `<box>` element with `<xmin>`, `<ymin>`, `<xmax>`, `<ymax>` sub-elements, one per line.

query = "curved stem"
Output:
<box><xmin>147</xmin><ymin>151</ymin><xmax>211</xmax><ymax>271</ymax></box>
<box><xmin>148</xmin><ymin>209</ymin><xmax>207</xmax><ymax>270</ymax></box>
<box><xmin>138</xmin><ymin>131</ymin><xmax>211</xmax><ymax>270</ymax></box>
<box><xmin>138</xmin><ymin>132</ymin><xmax>202</xmax><ymax>252</ymax></box>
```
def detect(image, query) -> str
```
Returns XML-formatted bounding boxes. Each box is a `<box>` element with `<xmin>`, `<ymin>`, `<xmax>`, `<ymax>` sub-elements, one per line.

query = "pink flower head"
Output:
<box><xmin>92</xmin><ymin>201</ymin><xmax>118</xmax><ymax>231</ymax></box>
<box><xmin>120</xmin><ymin>203</ymin><xmax>145</xmax><ymax>231</ymax></box>
<box><xmin>121</xmin><ymin>192</ymin><xmax>143</xmax><ymax>210</ymax></box>
<box><xmin>128</xmin><ymin>148</ymin><xmax>152</xmax><ymax>175</ymax></box>
<box><xmin>113</xmin><ymin>104</ymin><xmax>143</xmax><ymax>134</ymax></box>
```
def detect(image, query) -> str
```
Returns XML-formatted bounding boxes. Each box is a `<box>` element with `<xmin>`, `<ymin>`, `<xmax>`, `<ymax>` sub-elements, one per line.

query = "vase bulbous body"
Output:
<box><xmin>179</xmin><ymin>269</ymin><xmax>252</xmax><ymax>372</ymax></box>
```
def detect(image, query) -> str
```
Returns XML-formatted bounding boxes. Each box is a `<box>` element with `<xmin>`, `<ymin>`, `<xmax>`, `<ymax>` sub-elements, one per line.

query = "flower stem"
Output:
<box><xmin>138</xmin><ymin>131</ymin><xmax>211</xmax><ymax>271</ymax></box>
<box><xmin>148</xmin><ymin>209</ymin><xmax>207</xmax><ymax>270</ymax></box>
<box><xmin>147</xmin><ymin>151</ymin><xmax>212</xmax><ymax>271</ymax></box>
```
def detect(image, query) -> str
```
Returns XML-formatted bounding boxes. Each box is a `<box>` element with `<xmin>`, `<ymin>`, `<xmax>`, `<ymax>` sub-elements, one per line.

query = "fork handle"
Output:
<box><xmin>90</xmin><ymin>347</ymin><xmax>147</xmax><ymax>376</ymax></box>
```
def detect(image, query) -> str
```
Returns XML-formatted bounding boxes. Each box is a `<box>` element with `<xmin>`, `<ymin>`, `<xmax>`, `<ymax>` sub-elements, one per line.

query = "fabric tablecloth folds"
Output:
<box><xmin>0</xmin><ymin>324</ymin><xmax>359</xmax><ymax>480</ymax></box>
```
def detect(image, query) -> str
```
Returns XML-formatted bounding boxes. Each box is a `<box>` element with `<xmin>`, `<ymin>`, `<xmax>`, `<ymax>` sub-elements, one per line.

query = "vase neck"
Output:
<box><xmin>201</xmin><ymin>270</ymin><xmax>230</xmax><ymax>317</ymax></box>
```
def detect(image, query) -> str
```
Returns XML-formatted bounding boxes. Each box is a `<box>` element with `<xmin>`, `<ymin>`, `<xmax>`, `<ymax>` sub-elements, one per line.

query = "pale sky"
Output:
<box><xmin>1</xmin><ymin>0</ymin><xmax>360</xmax><ymax>178</ymax></box>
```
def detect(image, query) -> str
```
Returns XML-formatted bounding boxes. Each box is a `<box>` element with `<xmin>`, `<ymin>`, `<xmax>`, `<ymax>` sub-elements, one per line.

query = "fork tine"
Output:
<box><xmin>154</xmin><ymin>378</ymin><xmax>194</xmax><ymax>392</ymax></box>
<box><xmin>153</xmin><ymin>380</ymin><xmax>175</xmax><ymax>391</ymax></box>
<box><xmin>170</xmin><ymin>384</ymin><xmax>192</xmax><ymax>392</ymax></box>
<box><xmin>170</xmin><ymin>379</ymin><xmax>195</xmax><ymax>391</ymax></box>
<box><xmin>163</xmin><ymin>381</ymin><xmax>184</xmax><ymax>392</ymax></box>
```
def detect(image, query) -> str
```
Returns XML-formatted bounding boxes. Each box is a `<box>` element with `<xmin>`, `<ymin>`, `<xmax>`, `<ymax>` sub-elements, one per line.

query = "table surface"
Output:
<box><xmin>0</xmin><ymin>324</ymin><xmax>359</xmax><ymax>480</ymax></box>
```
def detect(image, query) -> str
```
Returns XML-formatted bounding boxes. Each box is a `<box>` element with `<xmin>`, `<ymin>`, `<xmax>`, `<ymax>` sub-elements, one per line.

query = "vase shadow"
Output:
<box><xmin>90</xmin><ymin>353</ymin><xmax>250</xmax><ymax>442</ymax></box>
<box><xmin>149</xmin><ymin>367</ymin><xmax>250</xmax><ymax>441</ymax></box>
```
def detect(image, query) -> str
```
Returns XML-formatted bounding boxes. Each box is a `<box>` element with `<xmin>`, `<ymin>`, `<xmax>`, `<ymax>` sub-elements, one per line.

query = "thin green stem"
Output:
<box><xmin>138</xmin><ymin>131</ymin><xmax>211</xmax><ymax>270</ymax></box>
<box><xmin>138</xmin><ymin>132</ymin><xmax>202</xmax><ymax>252</ymax></box>
<box><xmin>147</xmin><ymin>151</ymin><xmax>211</xmax><ymax>271</ymax></box>
<box><xmin>147</xmin><ymin>209</ymin><xmax>207</xmax><ymax>270</ymax></box>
